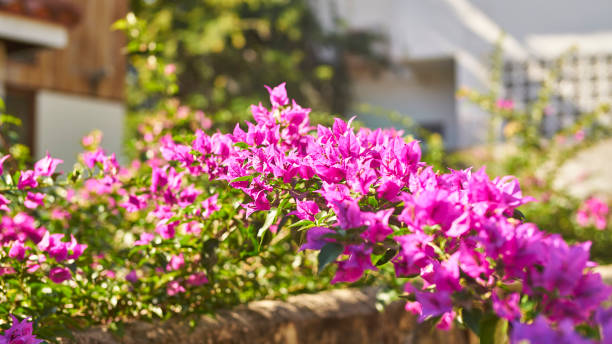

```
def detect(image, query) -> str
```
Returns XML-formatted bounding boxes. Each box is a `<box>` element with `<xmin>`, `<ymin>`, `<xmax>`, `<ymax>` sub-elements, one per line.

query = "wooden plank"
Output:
<box><xmin>3</xmin><ymin>0</ymin><xmax>127</xmax><ymax>101</ymax></box>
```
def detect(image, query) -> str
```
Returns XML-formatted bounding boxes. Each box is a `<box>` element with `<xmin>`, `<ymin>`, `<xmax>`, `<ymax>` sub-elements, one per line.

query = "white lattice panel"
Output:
<box><xmin>503</xmin><ymin>54</ymin><xmax>612</xmax><ymax>135</ymax></box>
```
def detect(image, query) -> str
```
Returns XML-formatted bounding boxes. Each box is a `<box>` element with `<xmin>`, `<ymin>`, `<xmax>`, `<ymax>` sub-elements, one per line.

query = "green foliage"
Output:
<box><xmin>118</xmin><ymin>0</ymin><xmax>384</xmax><ymax>134</ymax></box>
<box><xmin>480</xmin><ymin>314</ymin><xmax>509</xmax><ymax>344</ymax></box>
<box><xmin>0</xmin><ymin>102</ymin><xmax>30</xmax><ymax>169</ymax></box>
<box><xmin>317</xmin><ymin>242</ymin><xmax>343</xmax><ymax>274</ymax></box>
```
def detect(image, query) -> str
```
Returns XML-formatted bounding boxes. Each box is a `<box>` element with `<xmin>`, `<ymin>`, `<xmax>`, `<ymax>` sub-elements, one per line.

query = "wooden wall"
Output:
<box><xmin>4</xmin><ymin>0</ymin><xmax>127</xmax><ymax>101</ymax></box>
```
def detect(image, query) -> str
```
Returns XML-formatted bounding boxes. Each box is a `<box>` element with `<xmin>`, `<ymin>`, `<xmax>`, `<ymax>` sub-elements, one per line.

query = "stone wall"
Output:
<box><xmin>65</xmin><ymin>288</ymin><xmax>472</xmax><ymax>344</ymax></box>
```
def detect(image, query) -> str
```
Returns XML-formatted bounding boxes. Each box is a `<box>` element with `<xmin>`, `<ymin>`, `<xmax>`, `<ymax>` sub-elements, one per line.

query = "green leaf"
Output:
<box><xmin>277</xmin><ymin>197</ymin><xmax>290</xmax><ymax>212</ymax></box>
<box><xmin>231</xmin><ymin>175</ymin><xmax>254</xmax><ymax>183</ymax></box>
<box><xmin>375</xmin><ymin>248</ymin><xmax>397</xmax><ymax>266</ymax></box>
<box><xmin>480</xmin><ymin>313</ymin><xmax>509</xmax><ymax>344</ymax></box>
<box><xmin>111</xmin><ymin>19</ymin><xmax>127</xmax><ymax>30</ymax></box>
<box><xmin>462</xmin><ymin>308</ymin><xmax>483</xmax><ymax>336</ymax></box>
<box><xmin>367</xmin><ymin>196</ymin><xmax>378</xmax><ymax>208</ymax></box>
<box><xmin>428</xmin><ymin>242</ymin><xmax>446</xmax><ymax>259</ymax></box>
<box><xmin>257</xmin><ymin>208</ymin><xmax>278</xmax><ymax>237</ymax></box>
<box><xmin>512</xmin><ymin>209</ymin><xmax>526</xmax><ymax>221</ymax></box>
<box><xmin>288</xmin><ymin>219</ymin><xmax>315</xmax><ymax>229</ymax></box>
<box><xmin>233</xmin><ymin>142</ymin><xmax>250</xmax><ymax>149</ymax></box>
<box><xmin>317</xmin><ymin>242</ymin><xmax>343</xmax><ymax>274</ymax></box>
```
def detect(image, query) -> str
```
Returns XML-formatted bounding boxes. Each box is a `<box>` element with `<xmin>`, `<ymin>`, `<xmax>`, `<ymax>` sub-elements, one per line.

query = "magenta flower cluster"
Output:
<box><xmin>0</xmin><ymin>315</ymin><xmax>42</xmax><ymax>344</ymax></box>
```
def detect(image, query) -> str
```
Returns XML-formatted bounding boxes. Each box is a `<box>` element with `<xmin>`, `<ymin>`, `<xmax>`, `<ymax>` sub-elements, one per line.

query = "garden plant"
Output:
<box><xmin>1</xmin><ymin>83</ymin><xmax>612</xmax><ymax>344</ymax></box>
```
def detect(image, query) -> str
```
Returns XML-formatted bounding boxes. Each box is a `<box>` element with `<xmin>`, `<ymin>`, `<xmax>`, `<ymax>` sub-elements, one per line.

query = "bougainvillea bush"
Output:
<box><xmin>2</xmin><ymin>84</ymin><xmax>612</xmax><ymax>343</ymax></box>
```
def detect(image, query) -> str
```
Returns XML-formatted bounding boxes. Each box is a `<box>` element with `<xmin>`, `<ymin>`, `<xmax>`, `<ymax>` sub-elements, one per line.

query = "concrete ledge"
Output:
<box><xmin>65</xmin><ymin>288</ymin><xmax>471</xmax><ymax>344</ymax></box>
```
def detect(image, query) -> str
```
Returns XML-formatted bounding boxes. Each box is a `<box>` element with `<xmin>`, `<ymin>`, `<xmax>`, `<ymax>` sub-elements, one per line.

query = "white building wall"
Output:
<box><xmin>313</xmin><ymin>0</ymin><xmax>612</xmax><ymax>148</ymax></box>
<box><xmin>35</xmin><ymin>91</ymin><xmax>124</xmax><ymax>169</ymax></box>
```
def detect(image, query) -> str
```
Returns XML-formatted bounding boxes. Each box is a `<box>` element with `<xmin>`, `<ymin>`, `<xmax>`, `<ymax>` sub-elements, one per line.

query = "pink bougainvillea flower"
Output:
<box><xmin>24</xmin><ymin>192</ymin><xmax>45</xmax><ymax>209</ymax></box>
<box><xmin>290</xmin><ymin>200</ymin><xmax>320</xmax><ymax>221</ymax></box>
<box><xmin>0</xmin><ymin>266</ymin><xmax>16</xmax><ymax>276</ymax></box>
<box><xmin>37</xmin><ymin>233</ymin><xmax>68</xmax><ymax>261</ymax></box>
<box><xmin>299</xmin><ymin>227</ymin><xmax>335</xmax><ymax>251</ymax></box>
<box><xmin>492</xmin><ymin>292</ymin><xmax>521</xmax><ymax>321</ymax></box>
<box><xmin>361</xmin><ymin>208</ymin><xmax>394</xmax><ymax>243</ymax></box>
<box><xmin>82</xmin><ymin>149</ymin><xmax>106</xmax><ymax>169</ymax></box>
<box><xmin>596</xmin><ymin>306</ymin><xmax>612</xmax><ymax>343</ymax></box>
<box><xmin>50</xmin><ymin>208</ymin><xmax>70</xmax><ymax>220</ymax></box>
<box><xmin>331</xmin><ymin>245</ymin><xmax>377</xmax><ymax>284</ymax></box>
<box><xmin>166</xmin><ymin>253</ymin><xmax>185</xmax><ymax>271</ymax></box>
<box><xmin>120</xmin><ymin>194</ymin><xmax>148</xmax><ymax>213</ymax></box>
<box><xmin>201</xmin><ymin>194</ymin><xmax>220</xmax><ymax>218</ymax></box>
<box><xmin>0</xmin><ymin>194</ymin><xmax>11</xmax><ymax>212</ymax></box>
<box><xmin>176</xmin><ymin>105</ymin><xmax>190</xmax><ymax>120</ymax></box>
<box><xmin>392</xmin><ymin>232</ymin><xmax>434</xmax><ymax>277</ymax></box>
<box><xmin>102</xmin><ymin>270</ymin><xmax>116</xmax><ymax>279</ymax></box>
<box><xmin>314</xmin><ymin>164</ymin><xmax>346</xmax><ymax>184</ymax></box>
<box><xmin>0</xmin><ymin>154</ymin><xmax>10</xmax><ymax>175</ymax></box>
<box><xmin>264</xmin><ymin>82</ymin><xmax>289</xmax><ymax>107</ymax></box>
<box><xmin>331</xmin><ymin>199</ymin><xmax>363</xmax><ymax>230</ymax></box>
<box><xmin>577</xmin><ymin>197</ymin><xmax>609</xmax><ymax>230</ymax></box>
<box><xmin>49</xmin><ymin>267</ymin><xmax>72</xmax><ymax>283</ymax></box>
<box><xmin>496</xmin><ymin>98</ymin><xmax>514</xmax><ymax>110</ymax></box>
<box><xmin>186</xmin><ymin>272</ymin><xmax>208</xmax><ymax>286</ymax></box>
<box><xmin>511</xmin><ymin>316</ymin><xmax>593</xmax><ymax>344</ymax></box>
<box><xmin>0</xmin><ymin>315</ymin><xmax>43</xmax><ymax>344</ymax></box>
<box><xmin>436</xmin><ymin>311</ymin><xmax>456</xmax><ymax>331</ymax></box>
<box><xmin>182</xmin><ymin>221</ymin><xmax>203</xmax><ymax>236</ymax></box>
<box><xmin>377</xmin><ymin>179</ymin><xmax>401</xmax><ymax>202</ymax></box>
<box><xmin>155</xmin><ymin>220</ymin><xmax>178</xmax><ymax>240</ymax></box>
<box><xmin>166</xmin><ymin>280</ymin><xmax>186</xmax><ymax>296</ymax></box>
<box><xmin>67</xmin><ymin>235</ymin><xmax>87</xmax><ymax>260</ymax></box>
<box><xmin>164</xmin><ymin>63</ymin><xmax>176</xmax><ymax>76</ymax></box>
<box><xmin>81</xmin><ymin>135</ymin><xmax>96</xmax><ymax>147</ymax></box>
<box><xmin>33</xmin><ymin>152</ymin><xmax>63</xmax><ymax>177</ymax></box>
<box><xmin>125</xmin><ymin>270</ymin><xmax>139</xmax><ymax>283</ymax></box>
<box><xmin>243</xmin><ymin>190</ymin><xmax>270</xmax><ymax>218</ymax></box>
<box><xmin>17</xmin><ymin>170</ymin><xmax>38</xmax><ymax>190</ymax></box>
<box><xmin>8</xmin><ymin>241</ymin><xmax>28</xmax><ymax>261</ymax></box>
<box><xmin>134</xmin><ymin>232</ymin><xmax>155</xmax><ymax>246</ymax></box>
<box><xmin>178</xmin><ymin>185</ymin><xmax>201</xmax><ymax>207</ymax></box>
<box><xmin>412</xmin><ymin>288</ymin><xmax>453</xmax><ymax>323</ymax></box>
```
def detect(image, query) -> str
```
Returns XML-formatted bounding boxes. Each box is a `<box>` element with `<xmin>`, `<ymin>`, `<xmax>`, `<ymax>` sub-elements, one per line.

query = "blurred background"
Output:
<box><xmin>1</xmin><ymin>0</ymin><xmax>612</xmax><ymax>259</ymax></box>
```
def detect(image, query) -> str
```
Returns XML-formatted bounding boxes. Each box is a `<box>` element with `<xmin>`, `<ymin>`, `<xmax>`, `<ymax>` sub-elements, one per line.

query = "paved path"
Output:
<box><xmin>554</xmin><ymin>138</ymin><xmax>612</xmax><ymax>199</ymax></box>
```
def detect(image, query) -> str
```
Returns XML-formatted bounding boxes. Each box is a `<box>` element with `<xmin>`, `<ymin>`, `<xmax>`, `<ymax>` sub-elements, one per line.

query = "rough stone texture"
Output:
<box><xmin>64</xmin><ymin>288</ymin><xmax>471</xmax><ymax>344</ymax></box>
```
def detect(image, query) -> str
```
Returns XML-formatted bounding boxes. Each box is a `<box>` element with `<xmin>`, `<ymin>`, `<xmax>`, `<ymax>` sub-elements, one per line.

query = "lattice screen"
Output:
<box><xmin>503</xmin><ymin>54</ymin><xmax>612</xmax><ymax>135</ymax></box>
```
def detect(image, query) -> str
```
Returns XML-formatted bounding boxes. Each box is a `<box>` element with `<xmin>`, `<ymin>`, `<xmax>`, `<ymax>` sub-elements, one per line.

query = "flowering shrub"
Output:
<box><xmin>2</xmin><ymin>83</ymin><xmax>612</xmax><ymax>343</ymax></box>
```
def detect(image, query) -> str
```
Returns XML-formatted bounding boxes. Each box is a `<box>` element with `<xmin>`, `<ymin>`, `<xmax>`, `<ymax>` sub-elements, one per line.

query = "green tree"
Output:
<box><xmin>122</xmin><ymin>0</ymin><xmax>383</xmax><ymax>131</ymax></box>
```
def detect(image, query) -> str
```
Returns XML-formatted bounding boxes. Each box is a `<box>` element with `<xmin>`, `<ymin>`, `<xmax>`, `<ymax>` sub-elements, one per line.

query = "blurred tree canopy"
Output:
<box><xmin>123</xmin><ymin>0</ymin><xmax>384</xmax><ymax>130</ymax></box>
